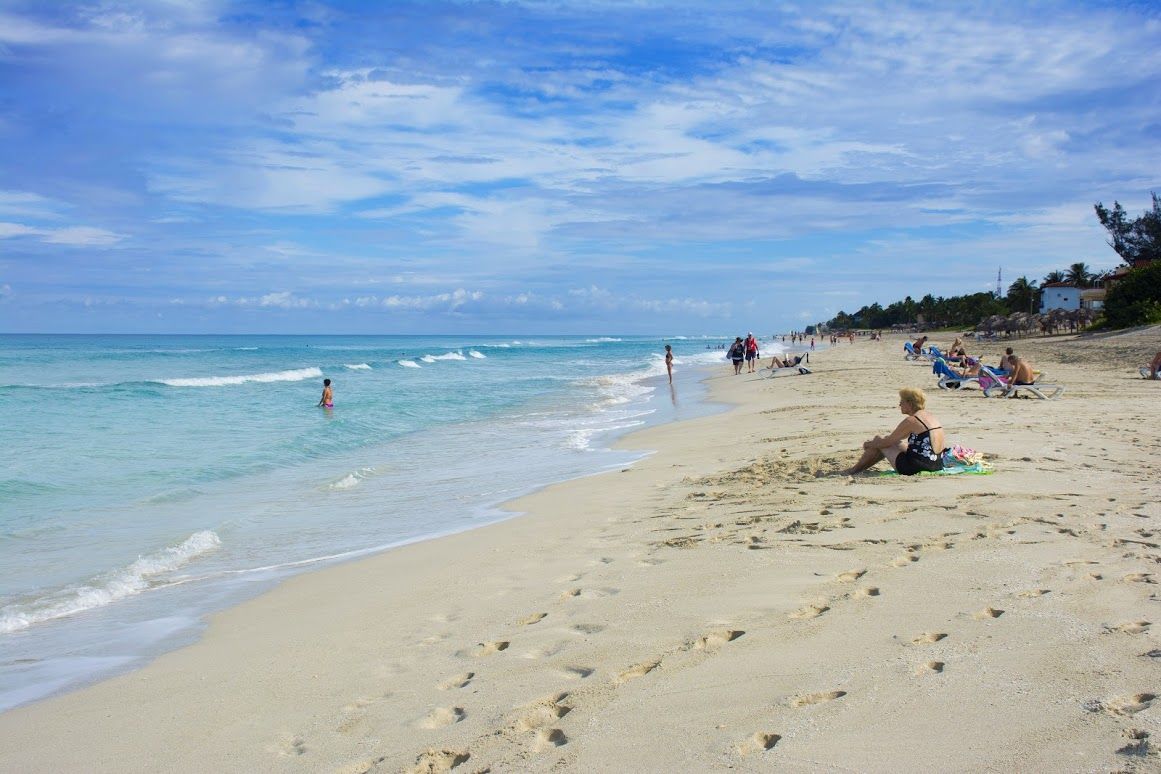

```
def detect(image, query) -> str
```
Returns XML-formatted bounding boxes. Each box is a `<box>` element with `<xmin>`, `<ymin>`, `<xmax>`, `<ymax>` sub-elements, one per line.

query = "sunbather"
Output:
<box><xmin>912</xmin><ymin>335</ymin><xmax>929</xmax><ymax>353</ymax></box>
<box><xmin>998</xmin><ymin>347</ymin><xmax>1016</xmax><ymax>373</ymax></box>
<box><xmin>768</xmin><ymin>353</ymin><xmax>808</xmax><ymax>369</ymax></box>
<box><xmin>1009</xmin><ymin>355</ymin><xmax>1035</xmax><ymax>385</ymax></box>
<box><xmin>842</xmin><ymin>387</ymin><xmax>945</xmax><ymax>476</ymax></box>
<box><xmin>1150</xmin><ymin>351</ymin><xmax>1161</xmax><ymax>380</ymax></box>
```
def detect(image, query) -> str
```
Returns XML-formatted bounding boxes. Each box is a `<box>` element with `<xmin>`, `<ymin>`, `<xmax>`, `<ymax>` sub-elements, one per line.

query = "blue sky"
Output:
<box><xmin>1</xmin><ymin>0</ymin><xmax>1159</xmax><ymax>334</ymax></box>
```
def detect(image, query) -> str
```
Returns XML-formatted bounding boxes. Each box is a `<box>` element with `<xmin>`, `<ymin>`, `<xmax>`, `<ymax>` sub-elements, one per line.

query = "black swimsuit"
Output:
<box><xmin>895</xmin><ymin>416</ymin><xmax>944</xmax><ymax>476</ymax></box>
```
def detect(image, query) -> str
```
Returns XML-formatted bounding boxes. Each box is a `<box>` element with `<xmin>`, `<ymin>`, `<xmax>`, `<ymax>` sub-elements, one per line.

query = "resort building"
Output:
<box><xmin>1039</xmin><ymin>283</ymin><xmax>1082</xmax><ymax>313</ymax></box>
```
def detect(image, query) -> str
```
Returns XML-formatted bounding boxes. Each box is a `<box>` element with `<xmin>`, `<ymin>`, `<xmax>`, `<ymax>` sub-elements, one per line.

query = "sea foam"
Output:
<box><xmin>420</xmin><ymin>351</ymin><xmax>467</xmax><ymax>363</ymax></box>
<box><xmin>0</xmin><ymin>531</ymin><xmax>222</xmax><ymax>633</ymax></box>
<box><xmin>158</xmin><ymin>367</ymin><xmax>322</xmax><ymax>387</ymax></box>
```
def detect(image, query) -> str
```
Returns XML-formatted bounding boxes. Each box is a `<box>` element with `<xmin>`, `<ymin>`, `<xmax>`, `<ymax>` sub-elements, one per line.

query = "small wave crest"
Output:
<box><xmin>397</xmin><ymin>360</ymin><xmax>421</xmax><ymax>369</ymax></box>
<box><xmin>0</xmin><ymin>531</ymin><xmax>222</xmax><ymax>634</ymax></box>
<box><xmin>468</xmin><ymin>350</ymin><xmax>486</xmax><ymax>359</ymax></box>
<box><xmin>344</xmin><ymin>363</ymin><xmax>372</xmax><ymax>370</ymax></box>
<box><xmin>585</xmin><ymin>337</ymin><xmax>622</xmax><ymax>343</ymax></box>
<box><xmin>158</xmin><ymin>367</ymin><xmax>322</xmax><ymax>388</ymax></box>
<box><xmin>420</xmin><ymin>351</ymin><xmax>467</xmax><ymax>363</ymax></box>
<box><xmin>326</xmin><ymin>467</ymin><xmax>375</xmax><ymax>490</ymax></box>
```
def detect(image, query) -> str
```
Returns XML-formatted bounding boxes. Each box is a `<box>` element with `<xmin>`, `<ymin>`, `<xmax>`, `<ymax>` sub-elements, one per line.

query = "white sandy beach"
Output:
<box><xmin>2</xmin><ymin>328</ymin><xmax>1160</xmax><ymax>772</ymax></box>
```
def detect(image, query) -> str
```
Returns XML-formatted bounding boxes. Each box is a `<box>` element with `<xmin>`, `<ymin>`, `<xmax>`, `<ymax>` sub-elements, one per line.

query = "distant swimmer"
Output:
<box><xmin>318</xmin><ymin>378</ymin><xmax>333</xmax><ymax>408</ymax></box>
<box><xmin>664</xmin><ymin>344</ymin><xmax>674</xmax><ymax>383</ymax></box>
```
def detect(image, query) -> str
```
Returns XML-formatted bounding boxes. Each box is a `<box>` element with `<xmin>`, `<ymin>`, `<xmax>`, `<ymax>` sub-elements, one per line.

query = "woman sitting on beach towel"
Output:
<box><xmin>842</xmin><ymin>387</ymin><xmax>945</xmax><ymax>476</ymax></box>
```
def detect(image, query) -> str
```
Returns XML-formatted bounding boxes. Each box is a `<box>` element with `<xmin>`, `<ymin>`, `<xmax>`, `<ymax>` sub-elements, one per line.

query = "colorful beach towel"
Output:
<box><xmin>877</xmin><ymin>444</ymin><xmax>993</xmax><ymax>476</ymax></box>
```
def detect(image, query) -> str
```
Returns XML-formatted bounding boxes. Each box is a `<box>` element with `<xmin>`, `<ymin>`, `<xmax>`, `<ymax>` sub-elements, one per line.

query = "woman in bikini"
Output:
<box><xmin>842</xmin><ymin>387</ymin><xmax>944</xmax><ymax>475</ymax></box>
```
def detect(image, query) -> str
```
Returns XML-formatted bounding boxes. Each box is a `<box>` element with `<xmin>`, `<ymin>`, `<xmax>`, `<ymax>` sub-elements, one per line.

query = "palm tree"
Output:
<box><xmin>1006</xmin><ymin>276</ymin><xmax>1039</xmax><ymax>313</ymax></box>
<box><xmin>1042</xmin><ymin>270</ymin><xmax>1066</xmax><ymax>285</ymax></box>
<box><xmin>1066</xmin><ymin>262</ymin><xmax>1093</xmax><ymax>288</ymax></box>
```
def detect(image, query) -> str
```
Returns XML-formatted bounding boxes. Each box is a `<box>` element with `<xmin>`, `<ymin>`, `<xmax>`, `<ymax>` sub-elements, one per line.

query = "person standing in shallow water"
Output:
<box><xmin>664</xmin><ymin>344</ymin><xmax>674</xmax><ymax>383</ymax></box>
<box><xmin>317</xmin><ymin>378</ymin><xmax>333</xmax><ymax>408</ymax></box>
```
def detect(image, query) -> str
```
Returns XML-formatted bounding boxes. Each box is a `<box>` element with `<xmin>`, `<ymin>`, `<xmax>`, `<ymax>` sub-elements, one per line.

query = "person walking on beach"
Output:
<box><xmin>317</xmin><ymin>378</ymin><xmax>333</xmax><ymax>408</ymax></box>
<box><xmin>664</xmin><ymin>344</ymin><xmax>674</xmax><ymax>383</ymax></box>
<box><xmin>744</xmin><ymin>333</ymin><xmax>760</xmax><ymax>373</ymax></box>
<box><xmin>728</xmin><ymin>337</ymin><xmax>745</xmax><ymax>375</ymax></box>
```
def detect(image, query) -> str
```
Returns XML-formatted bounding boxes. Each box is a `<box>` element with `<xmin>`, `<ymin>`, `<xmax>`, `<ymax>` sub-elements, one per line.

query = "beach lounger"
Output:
<box><xmin>932</xmin><ymin>358</ymin><xmax>979</xmax><ymax>390</ymax></box>
<box><xmin>903</xmin><ymin>342</ymin><xmax>929</xmax><ymax>361</ymax></box>
<box><xmin>1141</xmin><ymin>366</ymin><xmax>1160</xmax><ymax>380</ymax></box>
<box><xmin>982</xmin><ymin>378</ymin><xmax>1065</xmax><ymax>400</ymax></box>
<box><xmin>762</xmin><ymin>365</ymin><xmax>812</xmax><ymax>378</ymax></box>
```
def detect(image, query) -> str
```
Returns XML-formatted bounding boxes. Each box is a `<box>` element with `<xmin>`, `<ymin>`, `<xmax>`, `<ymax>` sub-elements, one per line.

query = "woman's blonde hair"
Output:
<box><xmin>899</xmin><ymin>387</ymin><xmax>926</xmax><ymax>410</ymax></box>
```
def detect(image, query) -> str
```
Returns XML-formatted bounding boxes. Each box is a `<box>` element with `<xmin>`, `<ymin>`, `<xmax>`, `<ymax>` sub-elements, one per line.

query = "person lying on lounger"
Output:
<box><xmin>957</xmin><ymin>356</ymin><xmax>982</xmax><ymax>377</ymax></box>
<box><xmin>841</xmin><ymin>387</ymin><xmax>945</xmax><ymax>476</ymax></box>
<box><xmin>768</xmin><ymin>353</ymin><xmax>809</xmax><ymax>369</ymax></box>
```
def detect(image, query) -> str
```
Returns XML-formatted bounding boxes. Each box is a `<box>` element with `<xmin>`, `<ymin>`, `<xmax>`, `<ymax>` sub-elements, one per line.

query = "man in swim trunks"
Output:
<box><xmin>1009</xmin><ymin>356</ymin><xmax>1035</xmax><ymax>385</ymax></box>
<box><xmin>744</xmin><ymin>333</ymin><xmax>759</xmax><ymax>373</ymax></box>
<box><xmin>318</xmin><ymin>378</ymin><xmax>333</xmax><ymax>408</ymax></box>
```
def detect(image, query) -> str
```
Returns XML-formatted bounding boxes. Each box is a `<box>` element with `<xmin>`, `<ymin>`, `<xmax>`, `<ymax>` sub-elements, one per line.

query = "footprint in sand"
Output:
<box><xmin>911</xmin><ymin>632</ymin><xmax>948</xmax><ymax>645</ymax></box>
<box><xmin>559</xmin><ymin>588</ymin><xmax>582</xmax><ymax>600</ymax></box>
<box><xmin>513</xmin><ymin>693</ymin><xmax>572</xmax><ymax>732</ymax></box>
<box><xmin>559</xmin><ymin>665</ymin><xmax>595</xmax><ymax>680</ymax></box>
<box><xmin>855</xmin><ymin>586</ymin><xmax>880</xmax><ymax>598</ymax></box>
<box><xmin>571</xmin><ymin>622</ymin><xmax>605</xmax><ymax>635</ymax></box>
<box><xmin>790</xmin><ymin>690</ymin><xmax>846</xmax><ymax>707</ymax></box>
<box><xmin>616</xmin><ymin>659</ymin><xmax>661</xmax><ymax>684</ymax></box>
<box><xmin>272</xmin><ymin>734</ymin><xmax>306</xmax><ymax>757</ymax></box>
<box><xmin>410</xmin><ymin>748</ymin><xmax>470</xmax><ymax>773</ymax></box>
<box><xmin>470</xmin><ymin>640</ymin><xmax>510</xmax><ymax>657</ymax></box>
<box><xmin>1018</xmin><ymin>589</ymin><xmax>1050</xmax><ymax>598</ymax></box>
<box><xmin>915</xmin><ymin>660</ymin><xmax>945</xmax><ymax>675</ymax></box>
<box><xmin>738</xmin><ymin>732</ymin><xmax>781</xmax><ymax>755</ymax></box>
<box><xmin>419</xmin><ymin>706</ymin><xmax>466</xmax><ymax>729</ymax></box>
<box><xmin>438</xmin><ymin>672</ymin><xmax>475</xmax><ymax>691</ymax></box>
<box><xmin>891</xmin><ymin>554</ymin><xmax>919</xmax><ymax>567</ymax></box>
<box><xmin>836</xmin><ymin>569</ymin><xmax>866</xmax><ymax>583</ymax></box>
<box><xmin>1086</xmin><ymin>693</ymin><xmax>1157</xmax><ymax>716</ymax></box>
<box><xmin>1117</xmin><ymin>729</ymin><xmax>1150</xmax><ymax>757</ymax></box>
<box><xmin>789</xmin><ymin>602</ymin><xmax>830</xmax><ymax>619</ymax></box>
<box><xmin>973</xmin><ymin>607</ymin><xmax>1005</xmax><ymax>619</ymax></box>
<box><xmin>1123</xmin><ymin>573</ymin><xmax>1156</xmax><ymax>584</ymax></box>
<box><xmin>533</xmin><ymin>728</ymin><xmax>569</xmax><ymax>751</ymax></box>
<box><xmin>1110</xmin><ymin>621</ymin><xmax>1152</xmax><ymax>635</ymax></box>
<box><xmin>518</xmin><ymin>612</ymin><xmax>548</xmax><ymax>626</ymax></box>
<box><xmin>693</xmin><ymin>629</ymin><xmax>745</xmax><ymax>651</ymax></box>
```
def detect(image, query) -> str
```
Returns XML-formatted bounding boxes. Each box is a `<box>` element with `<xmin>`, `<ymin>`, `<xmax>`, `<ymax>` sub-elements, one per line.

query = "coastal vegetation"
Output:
<box><xmin>825</xmin><ymin>193</ymin><xmax>1161</xmax><ymax>331</ymax></box>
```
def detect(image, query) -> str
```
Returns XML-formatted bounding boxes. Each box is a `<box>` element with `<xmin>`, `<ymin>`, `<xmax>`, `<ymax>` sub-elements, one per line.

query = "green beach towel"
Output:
<box><xmin>877</xmin><ymin>461</ymin><xmax>992</xmax><ymax>477</ymax></box>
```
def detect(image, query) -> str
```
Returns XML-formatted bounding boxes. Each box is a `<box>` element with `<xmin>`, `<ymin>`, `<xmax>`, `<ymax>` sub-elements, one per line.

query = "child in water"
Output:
<box><xmin>317</xmin><ymin>378</ymin><xmax>333</xmax><ymax>408</ymax></box>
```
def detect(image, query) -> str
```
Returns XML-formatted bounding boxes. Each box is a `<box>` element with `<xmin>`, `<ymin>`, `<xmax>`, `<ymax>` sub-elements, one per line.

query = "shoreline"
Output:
<box><xmin>0</xmin><ymin>339</ymin><xmax>724</xmax><ymax>713</ymax></box>
<box><xmin>2</xmin><ymin>329</ymin><xmax>1159</xmax><ymax>771</ymax></box>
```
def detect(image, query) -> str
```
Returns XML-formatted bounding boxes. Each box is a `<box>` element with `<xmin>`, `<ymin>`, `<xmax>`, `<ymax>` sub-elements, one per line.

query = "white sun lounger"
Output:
<box><xmin>982</xmin><ymin>380</ymin><xmax>1066</xmax><ymax>400</ymax></box>
<box><xmin>762</xmin><ymin>365</ymin><xmax>812</xmax><ymax>378</ymax></box>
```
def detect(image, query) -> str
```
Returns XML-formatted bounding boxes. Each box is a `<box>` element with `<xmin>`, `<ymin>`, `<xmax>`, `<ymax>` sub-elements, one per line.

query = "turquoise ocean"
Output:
<box><xmin>0</xmin><ymin>334</ymin><xmax>762</xmax><ymax>711</ymax></box>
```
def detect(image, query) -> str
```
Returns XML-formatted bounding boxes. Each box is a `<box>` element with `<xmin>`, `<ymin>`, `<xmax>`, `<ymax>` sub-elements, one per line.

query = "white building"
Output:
<box><xmin>1039</xmin><ymin>283</ymin><xmax>1081</xmax><ymax>313</ymax></box>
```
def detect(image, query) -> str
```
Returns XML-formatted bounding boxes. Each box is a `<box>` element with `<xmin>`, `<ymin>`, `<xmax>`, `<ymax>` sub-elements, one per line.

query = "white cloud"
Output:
<box><xmin>0</xmin><ymin>221</ymin><xmax>125</xmax><ymax>246</ymax></box>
